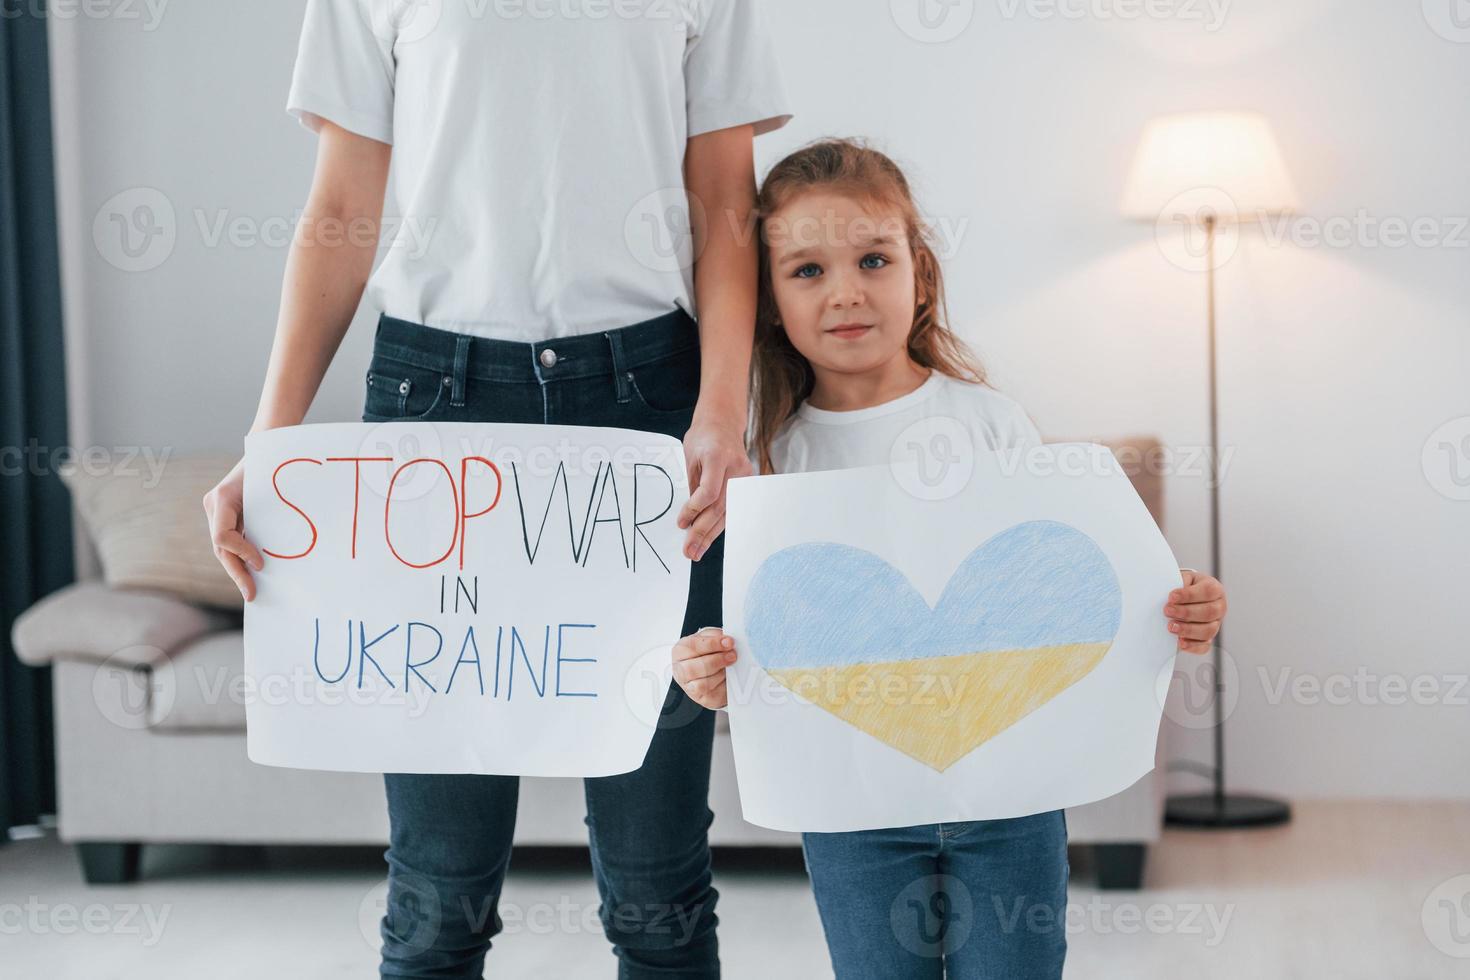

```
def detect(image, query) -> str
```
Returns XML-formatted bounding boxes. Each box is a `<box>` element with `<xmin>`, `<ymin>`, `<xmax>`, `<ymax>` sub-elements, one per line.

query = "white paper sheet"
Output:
<box><xmin>242</xmin><ymin>422</ymin><xmax>690</xmax><ymax>777</ymax></box>
<box><xmin>722</xmin><ymin>443</ymin><xmax>1181</xmax><ymax>832</ymax></box>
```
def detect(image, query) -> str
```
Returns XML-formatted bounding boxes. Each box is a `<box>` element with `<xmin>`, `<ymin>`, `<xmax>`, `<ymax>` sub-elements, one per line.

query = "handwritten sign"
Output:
<box><xmin>242</xmin><ymin>422</ymin><xmax>690</xmax><ymax>777</ymax></box>
<box><xmin>723</xmin><ymin>445</ymin><xmax>1180</xmax><ymax>832</ymax></box>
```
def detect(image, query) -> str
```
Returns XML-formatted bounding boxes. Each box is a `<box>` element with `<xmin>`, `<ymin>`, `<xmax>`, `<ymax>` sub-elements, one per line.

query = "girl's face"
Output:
<box><xmin>765</xmin><ymin>191</ymin><xmax>918</xmax><ymax>380</ymax></box>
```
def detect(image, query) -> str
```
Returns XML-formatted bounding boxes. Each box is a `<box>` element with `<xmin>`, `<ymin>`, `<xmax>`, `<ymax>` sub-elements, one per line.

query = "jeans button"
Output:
<box><xmin>539</xmin><ymin>348</ymin><xmax>558</xmax><ymax>368</ymax></box>
<box><xmin>398</xmin><ymin>380</ymin><xmax>410</xmax><ymax>396</ymax></box>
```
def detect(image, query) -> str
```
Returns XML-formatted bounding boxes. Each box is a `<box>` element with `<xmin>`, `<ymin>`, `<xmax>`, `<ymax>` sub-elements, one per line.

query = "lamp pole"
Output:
<box><xmin>1164</xmin><ymin>213</ymin><xmax>1292</xmax><ymax>828</ymax></box>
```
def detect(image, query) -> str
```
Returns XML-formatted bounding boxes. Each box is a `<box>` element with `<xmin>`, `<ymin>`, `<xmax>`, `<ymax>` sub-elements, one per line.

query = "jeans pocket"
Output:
<box><xmin>625</xmin><ymin>346</ymin><xmax>702</xmax><ymax>415</ymax></box>
<box><xmin>363</xmin><ymin>357</ymin><xmax>450</xmax><ymax>421</ymax></box>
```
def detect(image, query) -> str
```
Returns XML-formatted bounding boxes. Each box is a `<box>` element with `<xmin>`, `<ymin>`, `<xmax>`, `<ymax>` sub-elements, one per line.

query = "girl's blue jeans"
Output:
<box><xmin>801</xmin><ymin>810</ymin><xmax>1069</xmax><ymax>979</ymax></box>
<box><xmin>364</xmin><ymin>309</ymin><xmax>722</xmax><ymax>979</ymax></box>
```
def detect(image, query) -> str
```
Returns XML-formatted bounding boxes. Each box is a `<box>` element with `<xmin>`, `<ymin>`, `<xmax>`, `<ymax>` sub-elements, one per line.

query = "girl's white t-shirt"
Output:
<box><xmin>762</xmin><ymin>370</ymin><xmax>1043</xmax><ymax>475</ymax></box>
<box><xmin>286</xmin><ymin>0</ymin><xmax>792</xmax><ymax>342</ymax></box>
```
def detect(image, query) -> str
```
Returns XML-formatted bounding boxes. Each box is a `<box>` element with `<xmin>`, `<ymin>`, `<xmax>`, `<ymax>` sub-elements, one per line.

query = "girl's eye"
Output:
<box><xmin>860</xmin><ymin>253</ymin><xmax>889</xmax><ymax>270</ymax></box>
<box><xmin>794</xmin><ymin>263</ymin><xmax>822</xmax><ymax>279</ymax></box>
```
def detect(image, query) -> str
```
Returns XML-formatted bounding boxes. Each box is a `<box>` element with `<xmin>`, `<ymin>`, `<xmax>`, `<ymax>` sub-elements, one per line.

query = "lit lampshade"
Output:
<box><xmin>1120</xmin><ymin>111</ymin><xmax>1300</xmax><ymax>224</ymax></box>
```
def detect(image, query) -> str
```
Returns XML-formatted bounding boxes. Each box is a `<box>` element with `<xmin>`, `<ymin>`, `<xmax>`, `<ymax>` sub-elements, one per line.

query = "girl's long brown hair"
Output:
<box><xmin>750</xmin><ymin>138</ymin><xmax>989</xmax><ymax>475</ymax></box>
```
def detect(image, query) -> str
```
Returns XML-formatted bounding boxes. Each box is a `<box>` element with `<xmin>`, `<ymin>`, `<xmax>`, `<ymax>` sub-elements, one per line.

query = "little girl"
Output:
<box><xmin>671</xmin><ymin>139</ymin><xmax>1228</xmax><ymax>979</ymax></box>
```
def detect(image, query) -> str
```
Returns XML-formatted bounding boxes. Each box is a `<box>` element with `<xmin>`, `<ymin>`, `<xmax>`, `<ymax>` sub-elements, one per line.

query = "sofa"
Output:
<box><xmin>10</xmin><ymin>438</ymin><xmax>1170</xmax><ymax>889</ymax></box>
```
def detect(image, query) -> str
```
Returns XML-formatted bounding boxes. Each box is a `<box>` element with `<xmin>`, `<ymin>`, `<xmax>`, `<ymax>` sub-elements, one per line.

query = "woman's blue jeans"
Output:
<box><xmin>363</xmin><ymin>309</ymin><xmax>722</xmax><ymax>979</ymax></box>
<box><xmin>800</xmin><ymin>810</ymin><xmax>1069</xmax><ymax>979</ymax></box>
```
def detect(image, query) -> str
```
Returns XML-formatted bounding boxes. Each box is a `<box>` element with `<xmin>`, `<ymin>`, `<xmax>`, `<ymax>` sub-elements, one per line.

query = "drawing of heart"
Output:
<box><xmin>743</xmin><ymin>520</ymin><xmax>1122</xmax><ymax>772</ymax></box>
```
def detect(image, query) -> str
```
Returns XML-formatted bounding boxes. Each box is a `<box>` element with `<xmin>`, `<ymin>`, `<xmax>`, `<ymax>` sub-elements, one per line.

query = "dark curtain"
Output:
<box><xmin>0</xmin><ymin>7</ymin><xmax>71</xmax><ymax>836</ymax></box>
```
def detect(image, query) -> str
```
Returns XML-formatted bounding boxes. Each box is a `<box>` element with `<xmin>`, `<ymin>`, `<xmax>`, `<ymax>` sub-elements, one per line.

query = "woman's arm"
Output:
<box><xmin>677</xmin><ymin>123</ymin><xmax>760</xmax><ymax>561</ymax></box>
<box><xmin>203</xmin><ymin>121</ymin><xmax>392</xmax><ymax>600</ymax></box>
<box><xmin>251</xmin><ymin>122</ymin><xmax>392</xmax><ymax>431</ymax></box>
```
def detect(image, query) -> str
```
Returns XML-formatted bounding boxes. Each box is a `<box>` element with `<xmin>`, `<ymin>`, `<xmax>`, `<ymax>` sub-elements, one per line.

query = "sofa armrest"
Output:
<box><xmin>1047</xmin><ymin>436</ymin><xmax>1165</xmax><ymax>531</ymax></box>
<box><xmin>11</xmin><ymin>582</ymin><xmax>233</xmax><ymax>669</ymax></box>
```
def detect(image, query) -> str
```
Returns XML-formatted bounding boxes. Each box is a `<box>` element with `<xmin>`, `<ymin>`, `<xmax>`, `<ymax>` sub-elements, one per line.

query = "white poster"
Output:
<box><xmin>722</xmin><ymin>444</ymin><xmax>1181</xmax><ymax>832</ymax></box>
<box><xmin>243</xmin><ymin>422</ymin><xmax>690</xmax><ymax>777</ymax></box>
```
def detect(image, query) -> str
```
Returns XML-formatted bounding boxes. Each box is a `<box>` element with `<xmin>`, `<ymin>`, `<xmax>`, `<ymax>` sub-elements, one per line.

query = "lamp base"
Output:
<box><xmin>1164</xmin><ymin>793</ymin><xmax>1292</xmax><ymax>829</ymax></box>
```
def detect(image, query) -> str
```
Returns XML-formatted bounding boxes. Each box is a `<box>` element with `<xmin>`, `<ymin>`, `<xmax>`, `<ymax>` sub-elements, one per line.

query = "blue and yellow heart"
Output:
<box><xmin>744</xmin><ymin>520</ymin><xmax>1122</xmax><ymax>772</ymax></box>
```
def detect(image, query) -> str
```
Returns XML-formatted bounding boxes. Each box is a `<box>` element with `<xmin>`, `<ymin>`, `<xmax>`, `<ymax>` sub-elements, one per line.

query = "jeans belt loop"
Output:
<box><xmin>451</xmin><ymin>335</ymin><xmax>471</xmax><ymax>408</ymax></box>
<box><xmin>605</xmin><ymin>329</ymin><xmax>632</xmax><ymax>405</ymax></box>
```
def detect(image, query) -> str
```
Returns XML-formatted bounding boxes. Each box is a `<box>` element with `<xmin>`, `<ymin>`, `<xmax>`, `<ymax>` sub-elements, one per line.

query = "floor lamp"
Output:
<box><xmin>1120</xmin><ymin>111</ymin><xmax>1297</xmax><ymax>828</ymax></box>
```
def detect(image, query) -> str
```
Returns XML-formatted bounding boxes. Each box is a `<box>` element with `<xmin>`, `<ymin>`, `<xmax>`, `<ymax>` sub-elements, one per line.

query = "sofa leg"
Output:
<box><xmin>78</xmin><ymin>842</ymin><xmax>142</xmax><ymax>884</ymax></box>
<box><xmin>1094</xmin><ymin>843</ymin><xmax>1146</xmax><ymax>890</ymax></box>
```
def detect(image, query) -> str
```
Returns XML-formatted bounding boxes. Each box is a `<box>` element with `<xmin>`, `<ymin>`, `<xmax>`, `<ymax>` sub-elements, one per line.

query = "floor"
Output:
<box><xmin>2</xmin><ymin>801</ymin><xmax>1466</xmax><ymax>979</ymax></box>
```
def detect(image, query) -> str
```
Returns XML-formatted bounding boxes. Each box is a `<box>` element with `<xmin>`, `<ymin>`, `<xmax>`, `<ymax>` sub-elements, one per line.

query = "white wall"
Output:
<box><xmin>48</xmin><ymin>0</ymin><xmax>1470</xmax><ymax>799</ymax></box>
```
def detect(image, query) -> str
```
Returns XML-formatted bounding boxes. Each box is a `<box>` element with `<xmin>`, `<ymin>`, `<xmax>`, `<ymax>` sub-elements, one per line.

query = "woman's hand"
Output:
<box><xmin>202</xmin><ymin>458</ymin><xmax>265</xmax><ymax>601</ymax></box>
<box><xmin>672</xmin><ymin>626</ymin><xmax>738</xmax><ymax>710</ymax></box>
<box><xmin>677</xmin><ymin>408</ymin><xmax>753</xmax><ymax>561</ymax></box>
<box><xmin>1165</xmin><ymin>569</ymin><xmax>1227</xmax><ymax>654</ymax></box>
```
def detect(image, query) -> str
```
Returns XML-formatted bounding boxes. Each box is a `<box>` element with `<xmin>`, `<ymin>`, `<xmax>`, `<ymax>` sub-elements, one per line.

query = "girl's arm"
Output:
<box><xmin>202</xmin><ymin>121</ymin><xmax>392</xmax><ymax>600</ymax></box>
<box><xmin>676</xmin><ymin>123</ymin><xmax>760</xmax><ymax>562</ymax></box>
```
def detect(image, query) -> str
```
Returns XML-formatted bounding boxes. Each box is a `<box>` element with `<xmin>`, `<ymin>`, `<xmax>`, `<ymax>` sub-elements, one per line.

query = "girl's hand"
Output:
<box><xmin>672</xmin><ymin>626</ymin><xmax>738</xmax><ymax>710</ymax></box>
<box><xmin>677</xmin><ymin>410</ymin><xmax>753</xmax><ymax>562</ymax></box>
<box><xmin>1165</xmin><ymin>569</ymin><xmax>1227</xmax><ymax>654</ymax></box>
<box><xmin>202</xmin><ymin>457</ymin><xmax>265</xmax><ymax>601</ymax></box>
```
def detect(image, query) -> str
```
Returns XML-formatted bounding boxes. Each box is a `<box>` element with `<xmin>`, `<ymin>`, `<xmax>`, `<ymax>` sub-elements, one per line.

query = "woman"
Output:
<box><xmin>202</xmin><ymin>2</ymin><xmax>791</xmax><ymax>976</ymax></box>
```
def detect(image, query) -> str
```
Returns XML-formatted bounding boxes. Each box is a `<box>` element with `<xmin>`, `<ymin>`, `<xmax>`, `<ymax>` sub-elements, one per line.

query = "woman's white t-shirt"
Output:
<box><xmin>762</xmin><ymin>371</ymin><xmax>1043</xmax><ymax>476</ymax></box>
<box><xmin>286</xmin><ymin>0</ymin><xmax>792</xmax><ymax>341</ymax></box>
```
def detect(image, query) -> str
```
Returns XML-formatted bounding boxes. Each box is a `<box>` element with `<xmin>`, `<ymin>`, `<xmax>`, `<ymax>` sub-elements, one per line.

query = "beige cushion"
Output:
<box><xmin>61</xmin><ymin>454</ymin><xmax>243</xmax><ymax>610</ymax></box>
<box><xmin>10</xmin><ymin>582</ymin><xmax>232</xmax><ymax>667</ymax></box>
